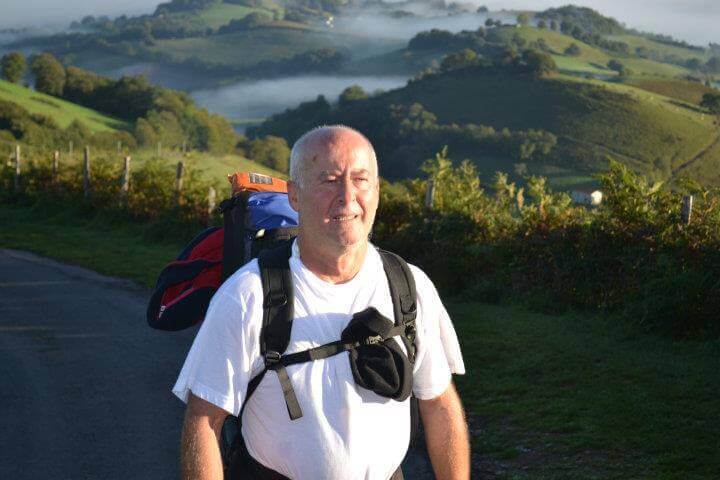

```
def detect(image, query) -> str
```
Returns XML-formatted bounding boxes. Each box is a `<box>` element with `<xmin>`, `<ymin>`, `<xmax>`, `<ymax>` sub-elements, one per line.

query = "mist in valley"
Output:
<box><xmin>190</xmin><ymin>75</ymin><xmax>408</xmax><ymax>129</ymax></box>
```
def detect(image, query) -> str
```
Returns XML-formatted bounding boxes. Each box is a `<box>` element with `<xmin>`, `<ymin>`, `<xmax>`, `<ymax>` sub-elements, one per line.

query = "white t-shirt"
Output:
<box><xmin>173</xmin><ymin>241</ymin><xmax>465</xmax><ymax>480</ymax></box>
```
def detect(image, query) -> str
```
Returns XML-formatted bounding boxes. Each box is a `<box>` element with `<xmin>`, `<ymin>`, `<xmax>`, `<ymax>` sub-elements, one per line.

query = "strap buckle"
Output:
<box><xmin>265</xmin><ymin>350</ymin><xmax>282</xmax><ymax>366</ymax></box>
<box><xmin>363</xmin><ymin>335</ymin><xmax>383</xmax><ymax>346</ymax></box>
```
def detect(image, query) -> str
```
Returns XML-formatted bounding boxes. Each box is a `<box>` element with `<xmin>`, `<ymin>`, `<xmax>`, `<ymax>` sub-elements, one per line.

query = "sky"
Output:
<box><xmin>1</xmin><ymin>0</ymin><xmax>718</xmax><ymax>46</ymax></box>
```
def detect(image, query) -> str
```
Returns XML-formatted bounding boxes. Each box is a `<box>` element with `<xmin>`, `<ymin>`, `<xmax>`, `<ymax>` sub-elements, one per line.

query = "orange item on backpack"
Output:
<box><xmin>228</xmin><ymin>172</ymin><xmax>288</xmax><ymax>194</ymax></box>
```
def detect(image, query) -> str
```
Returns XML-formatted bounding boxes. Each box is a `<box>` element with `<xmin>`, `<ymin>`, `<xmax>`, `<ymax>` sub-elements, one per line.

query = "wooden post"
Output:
<box><xmin>424</xmin><ymin>179</ymin><xmax>435</xmax><ymax>209</ymax></box>
<box><xmin>681</xmin><ymin>195</ymin><xmax>693</xmax><ymax>225</ymax></box>
<box><xmin>206</xmin><ymin>186</ymin><xmax>216</xmax><ymax>225</ymax></box>
<box><xmin>69</xmin><ymin>140</ymin><xmax>73</xmax><ymax>158</ymax></box>
<box><xmin>121</xmin><ymin>156</ymin><xmax>131</xmax><ymax>195</ymax></box>
<box><xmin>157</xmin><ymin>141</ymin><xmax>162</xmax><ymax>157</ymax></box>
<box><xmin>175</xmin><ymin>161</ymin><xmax>184</xmax><ymax>202</ymax></box>
<box><xmin>14</xmin><ymin>145</ymin><xmax>20</xmax><ymax>193</ymax></box>
<box><xmin>52</xmin><ymin>151</ymin><xmax>59</xmax><ymax>185</ymax></box>
<box><xmin>83</xmin><ymin>146</ymin><xmax>91</xmax><ymax>202</ymax></box>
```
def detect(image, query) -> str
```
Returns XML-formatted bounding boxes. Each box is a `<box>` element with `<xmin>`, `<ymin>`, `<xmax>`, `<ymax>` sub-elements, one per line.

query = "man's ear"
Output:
<box><xmin>287</xmin><ymin>180</ymin><xmax>300</xmax><ymax>212</ymax></box>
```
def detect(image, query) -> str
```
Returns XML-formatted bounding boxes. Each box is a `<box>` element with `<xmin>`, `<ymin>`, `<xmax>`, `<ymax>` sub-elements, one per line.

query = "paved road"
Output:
<box><xmin>0</xmin><ymin>249</ymin><xmax>433</xmax><ymax>479</ymax></box>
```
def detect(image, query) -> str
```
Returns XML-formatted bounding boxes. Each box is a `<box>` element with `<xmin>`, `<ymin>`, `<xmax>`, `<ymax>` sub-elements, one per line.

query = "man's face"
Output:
<box><xmin>288</xmin><ymin>135</ymin><xmax>379</xmax><ymax>253</ymax></box>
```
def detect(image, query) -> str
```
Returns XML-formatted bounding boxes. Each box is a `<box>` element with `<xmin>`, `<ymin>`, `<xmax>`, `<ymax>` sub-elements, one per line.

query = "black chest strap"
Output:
<box><xmin>252</xmin><ymin>243</ymin><xmax>418</xmax><ymax>422</ymax></box>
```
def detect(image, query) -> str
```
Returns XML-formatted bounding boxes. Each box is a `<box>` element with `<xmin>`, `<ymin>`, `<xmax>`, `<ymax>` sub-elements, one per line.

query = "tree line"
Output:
<box><xmin>0</xmin><ymin>51</ymin><xmax>291</xmax><ymax>170</ymax></box>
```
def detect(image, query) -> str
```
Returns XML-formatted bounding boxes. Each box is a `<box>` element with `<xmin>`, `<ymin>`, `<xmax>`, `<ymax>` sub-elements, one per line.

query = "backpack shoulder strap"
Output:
<box><xmin>377</xmin><ymin>249</ymin><xmax>418</xmax><ymax>363</ymax></box>
<box><xmin>256</xmin><ymin>240</ymin><xmax>303</xmax><ymax>420</ymax></box>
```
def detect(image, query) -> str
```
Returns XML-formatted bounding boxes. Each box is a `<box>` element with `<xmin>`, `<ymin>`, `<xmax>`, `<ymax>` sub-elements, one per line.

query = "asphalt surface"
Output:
<box><xmin>0</xmin><ymin>248</ymin><xmax>433</xmax><ymax>479</ymax></box>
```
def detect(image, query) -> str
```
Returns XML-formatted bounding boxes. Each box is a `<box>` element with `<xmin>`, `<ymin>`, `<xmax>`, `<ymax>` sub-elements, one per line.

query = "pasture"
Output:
<box><xmin>0</xmin><ymin>79</ymin><xmax>127</xmax><ymax>132</ymax></box>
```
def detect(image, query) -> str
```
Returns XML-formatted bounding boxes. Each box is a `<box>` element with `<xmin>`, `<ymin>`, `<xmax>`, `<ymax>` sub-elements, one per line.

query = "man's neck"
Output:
<box><xmin>297</xmin><ymin>236</ymin><xmax>368</xmax><ymax>284</ymax></box>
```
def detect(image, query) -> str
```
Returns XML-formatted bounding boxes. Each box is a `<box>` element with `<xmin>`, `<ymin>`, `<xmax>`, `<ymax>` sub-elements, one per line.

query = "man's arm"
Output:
<box><xmin>180</xmin><ymin>393</ymin><xmax>229</xmax><ymax>480</ymax></box>
<box><xmin>418</xmin><ymin>381</ymin><xmax>470</xmax><ymax>480</ymax></box>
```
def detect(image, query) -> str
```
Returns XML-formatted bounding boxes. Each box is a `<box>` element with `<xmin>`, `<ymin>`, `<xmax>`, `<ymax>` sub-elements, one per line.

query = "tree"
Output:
<box><xmin>516</xmin><ymin>12</ymin><xmax>530</xmax><ymax>26</ymax></box>
<box><xmin>477</xmin><ymin>6</ymin><xmax>488</xmax><ymax>13</ymax></box>
<box><xmin>440</xmin><ymin>49</ymin><xmax>479</xmax><ymax>71</ymax></box>
<box><xmin>338</xmin><ymin>85</ymin><xmax>367</xmax><ymax>108</ymax></box>
<box><xmin>537</xmin><ymin>20</ymin><xmax>546</xmax><ymax>29</ymax></box>
<box><xmin>550</xmin><ymin>20</ymin><xmax>558</xmax><ymax>30</ymax></box>
<box><xmin>564</xmin><ymin>43</ymin><xmax>581</xmax><ymax>56</ymax></box>
<box><xmin>685</xmin><ymin>57</ymin><xmax>702</xmax><ymax>71</ymax></box>
<box><xmin>249</xmin><ymin>135</ymin><xmax>290</xmax><ymax>172</ymax></box>
<box><xmin>30</xmin><ymin>53</ymin><xmax>66</xmax><ymax>96</ymax></box>
<box><xmin>485</xmin><ymin>18</ymin><xmax>495</xmax><ymax>27</ymax></box>
<box><xmin>523</xmin><ymin>49</ymin><xmax>557</xmax><ymax>77</ymax></box>
<box><xmin>607</xmin><ymin>59</ymin><xmax>625</xmax><ymax>73</ymax></box>
<box><xmin>704</xmin><ymin>56</ymin><xmax>720</xmax><ymax>73</ymax></box>
<box><xmin>700</xmin><ymin>93</ymin><xmax>720</xmax><ymax>115</ymax></box>
<box><xmin>1</xmin><ymin>52</ymin><xmax>26</xmax><ymax>83</ymax></box>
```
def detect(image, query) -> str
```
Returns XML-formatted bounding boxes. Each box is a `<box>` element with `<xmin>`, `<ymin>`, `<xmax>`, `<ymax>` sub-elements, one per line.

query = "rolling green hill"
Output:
<box><xmin>0</xmin><ymin>79</ymin><xmax>127</xmax><ymax>132</ymax></box>
<box><xmin>197</xmin><ymin>1</ymin><xmax>283</xmax><ymax>29</ymax></box>
<box><xmin>386</xmin><ymin>71</ymin><xmax>717</xmax><ymax>181</ymax></box>
<box><xmin>150</xmin><ymin>26</ymin><xmax>328</xmax><ymax>66</ymax></box>
<box><xmin>254</xmin><ymin>67</ymin><xmax>720</xmax><ymax>187</ymax></box>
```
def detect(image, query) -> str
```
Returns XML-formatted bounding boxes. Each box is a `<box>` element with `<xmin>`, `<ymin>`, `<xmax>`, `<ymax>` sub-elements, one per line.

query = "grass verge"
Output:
<box><xmin>1</xmin><ymin>203</ymin><xmax>718</xmax><ymax>478</ymax></box>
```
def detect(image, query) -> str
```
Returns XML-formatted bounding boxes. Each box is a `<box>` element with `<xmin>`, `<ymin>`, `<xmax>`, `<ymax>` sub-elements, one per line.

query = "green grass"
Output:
<box><xmin>503</xmin><ymin>26</ymin><xmax>691</xmax><ymax>79</ymax></box>
<box><xmin>151</xmin><ymin>26</ymin><xmax>329</xmax><ymax>66</ymax></box>
<box><xmin>0</xmin><ymin>79</ymin><xmax>128</xmax><ymax>132</ymax></box>
<box><xmin>627</xmin><ymin>78</ymin><xmax>718</xmax><ymax>105</ymax></box>
<box><xmin>0</xmin><ymin>204</ymin><xmax>184</xmax><ymax>286</ymax></box>
<box><xmin>1</xmin><ymin>203</ymin><xmax>718</xmax><ymax>477</ymax></box>
<box><xmin>0</xmin><ymin>146</ymin><xmax>284</xmax><ymax>189</ymax></box>
<box><xmin>606</xmin><ymin>34</ymin><xmax>711</xmax><ymax>63</ymax></box>
<box><xmin>151</xmin><ymin>25</ymin><xmax>403</xmax><ymax>68</ymax></box>
<box><xmin>453</xmin><ymin>302</ymin><xmax>720</xmax><ymax>478</ymax></box>
<box><xmin>197</xmin><ymin>2</ymin><xmax>281</xmax><ymax>29</ymax></box>
<box><xmin>377</xmin><ymin>68</ymin><xmax>716</xmax><ymax>178</ymax></box>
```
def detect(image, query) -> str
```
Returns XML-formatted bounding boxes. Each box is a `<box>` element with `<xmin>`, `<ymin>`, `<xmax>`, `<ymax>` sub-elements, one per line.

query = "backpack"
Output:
<box><xmin>146</xmin><ymin>172</ymin><xmax>419</xmax><ymax>479</ymax></box>
<box><xmin>146</xmin><ymin>172</ymin><xmax>298</xmax><ymax>331</ymax></box>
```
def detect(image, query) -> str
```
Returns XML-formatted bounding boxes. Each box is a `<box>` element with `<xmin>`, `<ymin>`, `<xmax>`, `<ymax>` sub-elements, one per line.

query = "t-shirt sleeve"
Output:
<box><xmin>172</xmin><ymin>267</ymin><xmax>263</xmax><ymax>417</ymax></box>
<box><xmin>409</xmin><ymin>265</ymin><xmax>466</xmax><ymax>400</ymax></box>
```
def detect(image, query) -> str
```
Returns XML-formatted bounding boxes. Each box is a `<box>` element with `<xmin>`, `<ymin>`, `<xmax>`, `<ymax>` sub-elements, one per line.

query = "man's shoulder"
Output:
<box><xmin>214</xmin><ymin>258</ymin><xmax>263</xmax><ymax>305</ymax></box>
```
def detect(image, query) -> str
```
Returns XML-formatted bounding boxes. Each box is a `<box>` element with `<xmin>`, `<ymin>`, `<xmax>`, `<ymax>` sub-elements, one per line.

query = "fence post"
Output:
<box><xmin>681</xmin><ymin>195</ymin><xmax>693</xmax><ymax>225</ymax></box>
<box><xmin>206</xmin><ymin>186</ymin><xmax>216</xmax><ymax>226</ymax></box>
<box><xmin>52</xmin><ymin>151</ymin><xmax>59</xmax><ymax>186</ymax></box>
<box><xmin>424</xmin><ymin>179</ymin><xmax>435</xmax><ymax>209</ymax></box>
<box><xmin>121</xmin><ymin>156</ymin><xmax>131</xmax><ymax>195</ymax></box>
<box><xmin>83</xmin><ymin>146</ymin><xmax>91</xmax><ymax>202</ymax></box>
<box><xmin>14</xmin><ymin>145</ymin><xmax>20</xmax><ymax>193</ymax></box>
<box><xmin>175</xmin><ymin>161</ymin><xmax>184</xmax><ymax>203</ymax></box>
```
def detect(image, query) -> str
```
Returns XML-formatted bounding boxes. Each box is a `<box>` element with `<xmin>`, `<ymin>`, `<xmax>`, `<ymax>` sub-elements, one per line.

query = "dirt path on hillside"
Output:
<box><xmin>672</xmin><ymin>133</ymin><xmax>720</xmax><ymax>175</ymax></box>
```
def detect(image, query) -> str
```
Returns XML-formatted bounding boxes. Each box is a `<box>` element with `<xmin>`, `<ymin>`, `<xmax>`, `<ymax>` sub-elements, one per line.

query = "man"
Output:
<box><xmin>173</xmin><ymin>125</ymin><xmax>469</xmax><ymax>479</ymax></box>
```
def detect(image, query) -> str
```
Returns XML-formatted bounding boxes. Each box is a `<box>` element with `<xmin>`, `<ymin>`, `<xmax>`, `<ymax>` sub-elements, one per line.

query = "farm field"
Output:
<box><xmin>0</xmin><ymin>79</ymin><xmax>128</xmax><ymax>132</ymax></box>
<box><xmin>0</xmin><ymin>202</ymin><xmax>717</xmax><ymax>478</ymax></box>
<box><xmin>605</xmin><ymin>34</ymin><xmax>712</xmax><ymax>62</ymax></box>
<box><xmin>150</xmin><ymin>27</ymin><xmax>329</xmax><ymax>66</ymax></box>
<box><xmin>197</xmin><ymin>2</ymin><xmax>282</xmax><ymax>29</ymax></box>
<box><xmin>374</xmin><ymin>69</ymin><xmax>717</xmax><ymax>177</ymax></box>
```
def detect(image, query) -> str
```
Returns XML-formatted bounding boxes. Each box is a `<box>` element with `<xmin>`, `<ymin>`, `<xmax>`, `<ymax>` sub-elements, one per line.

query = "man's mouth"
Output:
<box><xmin>331</xmin><ymin>214</ymin><xmax>359</xmax><ymax>222</ymax></box>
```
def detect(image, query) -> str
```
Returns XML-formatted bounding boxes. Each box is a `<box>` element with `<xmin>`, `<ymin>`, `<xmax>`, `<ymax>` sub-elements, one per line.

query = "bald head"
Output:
<box><xmin>289</xmin><ymin>125</ymin><xmax>378</xmax><ymax>188</ymax></box>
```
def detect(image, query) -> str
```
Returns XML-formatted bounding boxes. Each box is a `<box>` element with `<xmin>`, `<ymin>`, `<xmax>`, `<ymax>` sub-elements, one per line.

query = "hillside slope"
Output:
<box><xmin>253</xmin><ymin>68</ymin><xmax>719</xmax><ymax>186</ymax></box>
<box><xmin>0</xmin><ymin>79</ymin><xmax>128</xmax><ymax>132</ymax></box>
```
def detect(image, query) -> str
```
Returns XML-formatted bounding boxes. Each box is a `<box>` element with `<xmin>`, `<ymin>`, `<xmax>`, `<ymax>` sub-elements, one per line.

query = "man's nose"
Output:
<box><xmin>338</xmin><ymin>178</ymin><xmax>355</xmax><ymax>205</ymax></box>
